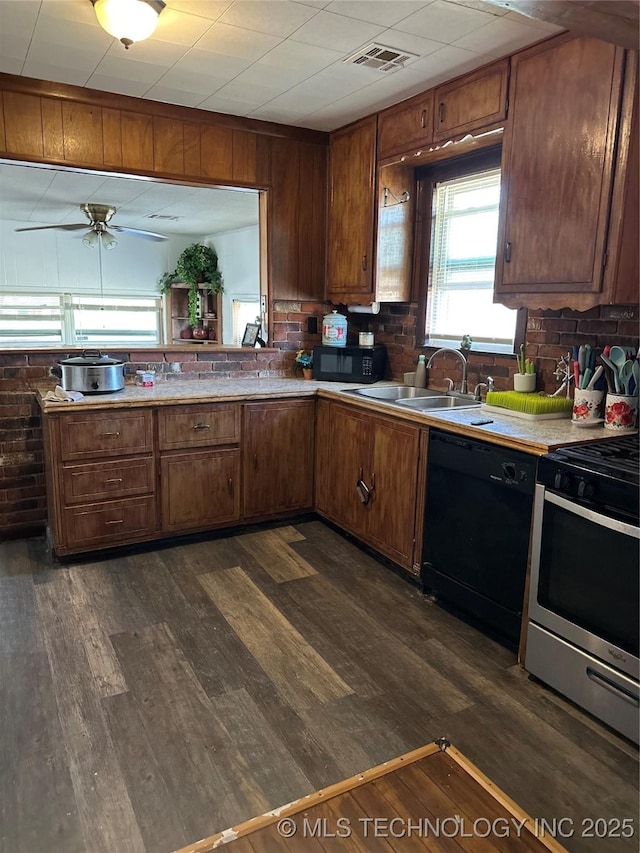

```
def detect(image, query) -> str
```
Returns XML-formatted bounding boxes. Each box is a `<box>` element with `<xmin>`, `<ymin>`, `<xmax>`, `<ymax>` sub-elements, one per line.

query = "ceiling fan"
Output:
<box><xmin>14</xmin><ymin>203</ymin><xmax>168</xmax><ymax>249</ymax></box>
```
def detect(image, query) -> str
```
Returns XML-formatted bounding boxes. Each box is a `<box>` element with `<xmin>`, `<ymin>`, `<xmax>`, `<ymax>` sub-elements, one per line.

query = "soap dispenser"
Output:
<box><xmin>415</xmin><ymin>354</ymin><xmax>427</xmax><ymax>388</ymax></box>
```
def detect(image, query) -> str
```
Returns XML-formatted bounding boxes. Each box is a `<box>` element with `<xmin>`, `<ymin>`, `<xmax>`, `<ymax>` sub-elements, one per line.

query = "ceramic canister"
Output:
<box><xmin>604</xmin><ymin>394</ymin><xmax>639</xmax><ymax>431</ymax></box>
<box><xmin>322</xmin><ymin>310</ymin><xmax>347</xmax><ymax>347</ymax></box>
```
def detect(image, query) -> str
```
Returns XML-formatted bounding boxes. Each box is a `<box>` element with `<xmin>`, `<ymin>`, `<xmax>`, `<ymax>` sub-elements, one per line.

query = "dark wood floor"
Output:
<box><xmin>1</xmin><ymin>520</ymin><xmax>637</xmax><ymax>853</ymax></box>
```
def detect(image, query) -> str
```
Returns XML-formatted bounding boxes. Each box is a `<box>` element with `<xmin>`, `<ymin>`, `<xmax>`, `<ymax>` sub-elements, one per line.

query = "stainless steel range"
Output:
<box><xmin>526</xmin><ymin>434</ymin><xmax>639</xmax><ymax>743</ymax></box>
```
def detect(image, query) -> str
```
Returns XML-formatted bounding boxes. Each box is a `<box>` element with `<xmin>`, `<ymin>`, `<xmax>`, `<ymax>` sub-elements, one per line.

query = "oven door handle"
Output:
<box><xmin>586</xmin><ymin>667</ymin><xmax>640</xmax><ymax>707</ymax></box>
<box><xmin>545</xmin><ymin>491</ymin><xmax>640</xmax><ymax>538</ymax></box>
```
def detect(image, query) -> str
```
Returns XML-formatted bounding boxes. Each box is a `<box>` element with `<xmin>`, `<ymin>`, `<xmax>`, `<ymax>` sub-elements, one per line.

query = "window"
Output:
<box><xmin>0</xmin><ymin>293</ymin><xmax>161</xmax><ymax>347</ymax></box>
<box><xmin>418</xmin><ymin>149</ymin><xmax>521</xmax><ymax>354</ymax></box>
<box><xmin>232</xmin><ymin>298</ymin><xmax>261</xmax><ymax>345</ymax></box>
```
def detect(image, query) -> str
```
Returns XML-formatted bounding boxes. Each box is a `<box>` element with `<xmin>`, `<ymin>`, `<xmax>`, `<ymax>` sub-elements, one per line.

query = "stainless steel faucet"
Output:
<box><xmin>473</xmin><ymin>376</ymin><xmax>494</xmax><ymax>401</ymax></box>
<box><xmin>426</xmin><ymin>348</ymin><xmax>468</xmax><ymax>394</ymax></box>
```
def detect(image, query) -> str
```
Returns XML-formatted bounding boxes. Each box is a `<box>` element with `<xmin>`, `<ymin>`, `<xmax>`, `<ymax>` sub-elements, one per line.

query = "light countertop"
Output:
<box><xmin>37</xmin><ymin>378</ymin><xmax>631</xmax><ymax>455</ymax></box>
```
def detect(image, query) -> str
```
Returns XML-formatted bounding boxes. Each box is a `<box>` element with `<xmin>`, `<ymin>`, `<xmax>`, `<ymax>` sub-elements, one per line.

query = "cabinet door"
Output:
<box><xmin>321</xmin><ymin>404</ymin><xmax>371</xmax><ymax>538</ymax></box>
<box><xmin>161</xmin><ymin>449</ymin><xmax>240</xmax><ymax>532</ymax></box>
<box><xmin>378</xmin><ymin>92</ymin><xmax>433</xmax><ymax>159</ymax></box>
<box><xmin>242</xmin><ymin>400</ymin><xmax>314</xmax><ymax>518</ymax></box>
<box><xmin>494</xmin><ymin>37</ymin><xmax>624</xmax><ymax>305</ymax></box>
<box><xmin>327</xmin><ymin>116</ymin><xmax>377</xmax><ymax>300</ymax></box>
<box><xmin>434</xmin><ymin>59</ymin><xmax>508</xmax><ymax>142</ymax></box>
<box><xmin>366</xmin><ymin>417</ymin><xmax>421</xmax><ymax>569</ymax></box>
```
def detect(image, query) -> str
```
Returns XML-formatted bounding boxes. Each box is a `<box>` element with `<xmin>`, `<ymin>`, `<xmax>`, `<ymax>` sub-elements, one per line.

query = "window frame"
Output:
<box><xmin>414</xmin><ymin>146</ymin><xmax>526</xmax><ymax>355</ymax></box>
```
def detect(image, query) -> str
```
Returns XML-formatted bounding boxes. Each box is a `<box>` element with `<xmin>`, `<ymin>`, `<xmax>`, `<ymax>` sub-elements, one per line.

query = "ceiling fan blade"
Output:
<box><xmin>14</xmin><ymin>223</ymin><xmax>88</xmax><ymax>232</ymax></box>
<box><xmin>111</xmin><ymin>225</ymin><xmax>168</xmax><ymax>241</ymax></box>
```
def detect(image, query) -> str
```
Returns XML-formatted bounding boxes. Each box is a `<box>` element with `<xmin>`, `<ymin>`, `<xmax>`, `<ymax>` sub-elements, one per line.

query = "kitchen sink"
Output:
<box><xmin>394</xmin><ymin>395</ymin><xmax>481</xmax><ymax>411</ymax></box>
<box><xmin>347</xmin><ymin>386</ymin><xmax>444</xmax><ymax>401</ymax></box>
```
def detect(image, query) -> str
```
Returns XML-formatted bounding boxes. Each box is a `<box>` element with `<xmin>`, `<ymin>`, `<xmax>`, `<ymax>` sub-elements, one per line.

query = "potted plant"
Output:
<box><xmin>158</xmin><ymin>243</ymin><xmax>224</xmax><ymax>329</ymax></box>
<box><xmin>295</xmin><ymin>349</ymin><xmax>313</xmax><ymax>380</ymax></box>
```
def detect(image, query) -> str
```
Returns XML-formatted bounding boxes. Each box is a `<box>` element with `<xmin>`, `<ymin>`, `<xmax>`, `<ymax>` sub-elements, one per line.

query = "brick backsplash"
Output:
<box><xmin>1</xmin><ymin>300</ymin><xmax>637</xmax><ymax>539</ymax></box>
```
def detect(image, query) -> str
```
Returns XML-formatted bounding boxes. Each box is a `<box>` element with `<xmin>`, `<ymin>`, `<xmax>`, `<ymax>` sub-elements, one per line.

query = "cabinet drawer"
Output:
<box><xmin>60</xmin><ymin>410</ymin><xmax>153</xmax><ymax>461</ymax></box>
<box><xmin>63</xmin><ymin>495</ymin><xmax>157</xmax><ymax>549</ymax></box>
<box><xmin>62</xmin><ymin>457</ymin><xmax>154</xmax><ymax>504</ymax></box>
<box><xmin>158</xmin><ymin>404</ymin><xmax>240</xmax><ymax>450</ymax></box>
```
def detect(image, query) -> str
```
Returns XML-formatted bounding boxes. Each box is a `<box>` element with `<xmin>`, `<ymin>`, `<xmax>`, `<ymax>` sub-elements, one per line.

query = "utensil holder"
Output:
<box><xmin>514</xmin><ymin>373</ymin><xmax>536</xmax><ymax>393</ymax></box>
<box><xmin>572</xmin><ymin>389</ymin><xmax>604</xmax><ymax>423</ymax></box>
<box><xmin>604</xmin><ymin>393</ymin><xmax>639</xmax><ymax>431</ymax></box>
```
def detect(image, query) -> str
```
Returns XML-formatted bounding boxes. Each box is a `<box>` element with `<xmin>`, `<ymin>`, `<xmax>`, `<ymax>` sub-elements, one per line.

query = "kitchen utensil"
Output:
<box><xmin>52</xmin><ymin>350</ymin><xmax>125</xmax><ymax>394</ymax></box>
<box><xmin>632</xmin><ymin>360</ymin><xmax>640</xmax><ymax>396</ymax></box>
<box><xmin>610</xmin><ymin>346</ymin><xmax>627</xmax><ymax>392</ymax></box>
<box><xmin>578</xmin><ymin>345</ymin><xmax>586</xmax><ymax>388</ymax></box>
<box><xmin>586</xmin><ymin>365</ymin><xmax>603</xmax><ymax>390</ymax></box>
<box><xmin>619</xmin><ymin>360</ymin><xmax>634</xmax><ymax>395</ymax></box>
<box><xmin>600</xmin><ymin>353</ymin><xmax>621</xmax><ymax>393</ymax></box>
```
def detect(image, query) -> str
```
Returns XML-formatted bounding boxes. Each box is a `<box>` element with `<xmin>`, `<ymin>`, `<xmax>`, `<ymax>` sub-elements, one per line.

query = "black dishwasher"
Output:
<box><xmin>422</xmin><ymin>429</ymin><xmax>536</xmax><ymax>645</ymax></box>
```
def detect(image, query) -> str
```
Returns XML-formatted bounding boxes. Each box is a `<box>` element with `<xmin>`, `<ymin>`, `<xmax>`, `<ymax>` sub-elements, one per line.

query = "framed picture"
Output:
<box><xmin>241</xmin><ymin>323</ymin><xmax>261</xmax><ymax>347</ymax></box>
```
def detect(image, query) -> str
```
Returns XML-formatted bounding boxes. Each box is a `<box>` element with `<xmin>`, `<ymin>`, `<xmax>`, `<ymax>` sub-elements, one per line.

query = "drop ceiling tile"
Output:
<box><xmin>21</xmin><ymin>57</ymin><xmax>94</xmax><ymax>86</ymax></box>
<box><xmin>219</xmin><ymin>1</ymin><xmax>319</xmax><ymax>37</ymax></box>
<box><xmin>83</xmin><ymin>73</ymin><xmax>154</xmax><ymax>98</ymax></box>
<box><xmin>258</xmin><ymin>39</ymin><xmax>342</xmax><ymax>73</ymax></box>
<box><xmin>170</xmin><ymin>47</ymin><xmax>251</xmax><ymax>79</ymax></box>
<box><xmin>443</xmin><ymin>0</ymin><xmax>508</xmax><ymax>16</ymax></box>
<box><xmin>504</xmin><ymin>10</ymin><xmax>564</xmax><ymax>32</ymax></box>
<box><xmin>195</xmin><ymin>21</ymin><xmax>282</xmax><ymax>59</ymax></box>
<box><xmin>393</xmin><ymin>0</ymin><xmax>495</xmax><ymax>44</ymax></box>
<box><xmin>226</xmin><ymin>61</ymin><xmax>307</xmax><ymax>91</ymax></box>
<box><xmin>290</xmin><ymin>10</ymin><xmax>385</xmax><ymax>52</ymax></box>
<box><xmin>248</xmin><ymin>104</ymin><xmax>310</xmax><ymax>123</ymax></box>
<box><xmin>155</xmin><ymin>66</ymin><xmax>230</xmax><ymax>95</ymax></box>
<box><xmin>40</xmin><ymin>0</ymin><xmax>98</xmax><ymax>26</ymax></box>
<box><xmin>292</xmin><ymin>1</ymin><xmax>331</xmax><ymax>7</ymax></box>
<box><xmin>453</xmin><ymin>17</ymin><xmax>548</xmax><ymax>55</ymax></box>
<box><xmin>409</xmin><ymin>43</ymin><xmax>482</xmax><ymax>78</ymax></box>
<box><xmin>105</xmin><ymin>37</ymin><xmax>189</xmax><ymax>65</ymax></box>
<box><xmin>168</xmin><ymin>0</ymin><xmax>233</xmax><ymax>20</ymax></box>
<box><xmin>30</xmin><ymin>11</ymin><xmax>113</xmax><ymax>51</ymax></box>
<box><xmin>0</xmin><ymin>31</ymin><xmax>32</xmax><ymax>61</ymax></box>
<box><xmin>0</xmin><ymin>0</ymin><xmax>39</xmax><ymax>37</ymax></box>
<box><xmin>197</xmin><ymin>92</ymin><xmax>266</xmax><ymax>113</ymax></box>
<box><xmin>93</xmin><ymin>55</ymin><xmax>171</xmax><ymax>85</ymax></box>
<box><xmin>209</xmin><ymin>76</ymin><xmax>289</xmax><ymax>107</ymax></box>
<box><xmin>153</xmin><ymin>6</ymin><xmax>216</xmax><ymax>44</ymax></box>
<box><xmin>0</xmin><ymin>54</ymin><xmax>25</xmax><ymax>75</ymax></box>
<box><xmin>143</xmin><ymin>85</ymin><xmax>206</xmax><ymax>108</ymax></box>
<box><xmin>326</xmin><ymin>1</ymin><xmax>428</xmax><ymax>28</ymax></box>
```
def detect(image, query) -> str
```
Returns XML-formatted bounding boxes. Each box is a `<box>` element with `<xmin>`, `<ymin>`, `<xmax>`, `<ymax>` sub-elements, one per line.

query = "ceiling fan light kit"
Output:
<box><xmin>90</xmin><ymin>0</ymin><xmax>166</xmax><ymax>49</ymax></box>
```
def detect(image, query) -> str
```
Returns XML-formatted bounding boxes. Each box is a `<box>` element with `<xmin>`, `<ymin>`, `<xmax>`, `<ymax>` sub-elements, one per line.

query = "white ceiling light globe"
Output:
<box><xmin>93</xmin><ymin>0</ymin><xmax>162</xmax><ymax>49</ymax></box>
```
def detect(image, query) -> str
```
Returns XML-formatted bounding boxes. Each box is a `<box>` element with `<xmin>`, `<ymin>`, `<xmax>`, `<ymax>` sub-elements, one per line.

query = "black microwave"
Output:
<box><xmin>312</xmin><ymin>345</ymin><xmax>387</xmax><ymax>383</ymax></box>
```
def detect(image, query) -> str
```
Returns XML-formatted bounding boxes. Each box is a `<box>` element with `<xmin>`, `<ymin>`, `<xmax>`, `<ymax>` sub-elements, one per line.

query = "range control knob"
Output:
<box><xmin>576</xmin><ymin>479</ymin><xmax>595</xmax><ymax>499</ymax></box>
<box><xmin>554</xmin><ymin>471</ymin><xmax>571</xmax><ymax>491</ymax></box>
<box><xmin>91</xmin><ymin>380</ymin><xmax>99</xmax><ymax>390</ymax></box>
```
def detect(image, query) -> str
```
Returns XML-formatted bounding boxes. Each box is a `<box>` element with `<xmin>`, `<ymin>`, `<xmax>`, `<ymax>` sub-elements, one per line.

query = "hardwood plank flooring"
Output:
<box><xmin>0</xmin><ymin>519</ymin><xmax>637</xmax><ymax>853</ymax></box>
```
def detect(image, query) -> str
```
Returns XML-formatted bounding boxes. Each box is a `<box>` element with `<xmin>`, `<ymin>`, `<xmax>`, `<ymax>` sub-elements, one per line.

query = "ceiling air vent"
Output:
<box><xmin>146</xmin><ymin>214</ymin><xmax>182</xmax><ymax>221</ymax></box>
<box><xmin>344</xmin><ymin>43</ymin><xmax>419</xmax><ymax>73</ymax></box>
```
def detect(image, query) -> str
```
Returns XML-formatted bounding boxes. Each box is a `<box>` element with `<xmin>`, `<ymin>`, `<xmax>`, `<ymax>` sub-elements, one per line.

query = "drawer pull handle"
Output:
<box><xmin>420</xmin><ymin>108</ymin><xmax>426</xmax><ymax>129</ymax></box>
<box><xmin>253</xmin><ymin>453</ymin><xmax>258</xmax><ymax>471</ymax></box>
<box><xmin>361</xmin><ymin>254</ymin><xmax>367</xmax><ymax>271</ymax></box>
<box><xmin>227</xmin><ymin>477</ymin><xmax>233</xmax><ymax>495</ymax></box>
<box><xmin>105</xmin><ymin>519</ymin><xmax>124</xmax><ymax>525</ymax></box>
<box><xmin>101</xmin><ymin>431</ymin><xmax>121</xmax><ymax>437</ymax></box>
<box><xmin>193</xmin><ymin>423</ymin><xmax>211</xmax><ymax>430</ymax></box>
<box><xmin>438</xmin><ymin>102</ymin><xmax>445</xmax><ymax>123</ymax></box>
<box><xmin>104</xmin><ymin>478</ymin><xmax>123</xmax><ymax>485</ymax></box>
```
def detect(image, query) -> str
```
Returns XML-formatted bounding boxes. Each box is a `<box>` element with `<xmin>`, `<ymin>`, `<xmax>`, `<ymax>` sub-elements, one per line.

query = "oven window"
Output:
<box><xmin>538</xmin><ymin>502</ymin><xmax>639</xmax><ymax>656</ymax></box>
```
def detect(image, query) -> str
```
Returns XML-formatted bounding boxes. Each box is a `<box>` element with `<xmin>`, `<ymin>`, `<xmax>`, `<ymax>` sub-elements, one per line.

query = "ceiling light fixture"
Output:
<box><xmin>90</xmin><ymin>0</ymin><xmax>166</xmax><ymax>50</ymax></box>
<box><xmin>83</xmin><ymin>229</ymin><xmax>118</xmax><ymax>250</ymax></box>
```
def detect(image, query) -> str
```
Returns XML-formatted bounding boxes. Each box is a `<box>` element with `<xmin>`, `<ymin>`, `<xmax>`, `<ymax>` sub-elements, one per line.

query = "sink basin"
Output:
<box><xmin>394</xmin><ymin>395</ymin><xmax>481</xmax><ymax>411</ymax></box>
<box><xmin>347</xmin><ymin>386</ymin><xmax>444</xmax><ymax>401</ymax></box>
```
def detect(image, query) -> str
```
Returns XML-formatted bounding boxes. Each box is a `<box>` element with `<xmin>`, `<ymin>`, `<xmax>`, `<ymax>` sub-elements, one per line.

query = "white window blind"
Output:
<box><xmin>0</xmin><ymin>293</ymin><xmax>161</xmax><ymax>347</ymax></box>
<box><xmin>426</xmin><ymin>167</ymin><xmax>517</xmax><ymax>354</ymax></box>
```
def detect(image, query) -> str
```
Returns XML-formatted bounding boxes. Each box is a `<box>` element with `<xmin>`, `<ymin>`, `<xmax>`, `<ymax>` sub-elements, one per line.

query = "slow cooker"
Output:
<box><xmin>52</xmin><ymin>350</ymin><xmax>126</xmax><ymax>394</ymax></box>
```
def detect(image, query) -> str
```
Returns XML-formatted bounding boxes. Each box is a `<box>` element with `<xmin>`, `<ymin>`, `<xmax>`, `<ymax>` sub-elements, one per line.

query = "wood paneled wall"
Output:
<box><xmin>0</xmin><ymin>73</ymin><xmax>328</xmax><ymax>305</ymax></box>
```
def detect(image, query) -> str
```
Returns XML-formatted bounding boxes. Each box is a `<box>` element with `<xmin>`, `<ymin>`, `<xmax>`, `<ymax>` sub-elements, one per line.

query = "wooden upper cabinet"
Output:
<box><xmin>327</xmin><ymin>115</ymin><xmax>377</xmax><ymax>301</ymax></box>
<box><xmin>377</xmin><ymin>91</ymin><xmax>434</xmax><ymax>160</ymax></box>
<box><xmin>434</xmin><ymin>59</ymin><xmax>508</xmax><ymax>142</ymax></box>
<box><xmin>62</xmin><ymin>102</ymin><xmax>104</xmax><ymax>165</ymax></box>
<box><xmin>494</xmin><ymin>36</ymin><xmax>634</xmax><ymax>310</ymax></box>
<box><xmin>121</xmin><ymin>111</ymin><xmax>153</xmax><ymax>171</ymax></box>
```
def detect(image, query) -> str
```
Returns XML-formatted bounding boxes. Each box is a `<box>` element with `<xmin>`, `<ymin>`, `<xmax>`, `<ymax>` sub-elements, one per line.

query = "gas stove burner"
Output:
<box><xmin>556</xmin><ymin>434</ymin><xmax>639</xmax><ymax>477</ymax></box>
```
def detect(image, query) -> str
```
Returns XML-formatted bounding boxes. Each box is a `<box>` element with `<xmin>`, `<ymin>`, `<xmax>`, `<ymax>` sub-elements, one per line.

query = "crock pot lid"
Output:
<box><xmin>59</xmin><ymin>353</ymin><xmax>124</xmax><ymax>366</ymax></box>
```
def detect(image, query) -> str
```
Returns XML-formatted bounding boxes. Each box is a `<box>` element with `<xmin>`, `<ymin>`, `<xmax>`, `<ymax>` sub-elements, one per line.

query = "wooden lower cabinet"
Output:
<box><xmin>62</xmin><ymin>495</ymin><xmax>157</xmax><ymax>550</ymax></box>
<box><xmin>315</xmin><ymin>400</ymin><xmax>423</xmax><ymax>572</ymax></box>
<box><xmin>242</xmin><ymin>399</ymin><xmax>314</xmax><ymax>519</ymax></box>
<box><xmin>161</xmin><ymin>449</ymin><xmax>240</xmax><ymax>532</ymax></box>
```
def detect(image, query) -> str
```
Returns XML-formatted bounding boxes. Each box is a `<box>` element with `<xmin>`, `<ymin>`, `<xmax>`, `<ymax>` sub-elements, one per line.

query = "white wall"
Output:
<box><xmin>207</xmin><ymin>226</ymin><xmax>260</xmax><ymax>345</ymax></box>
<box><xmin>0</xmin><ymin>220</ymin><xmax>199</xmax><ymax>296</ymax></box>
